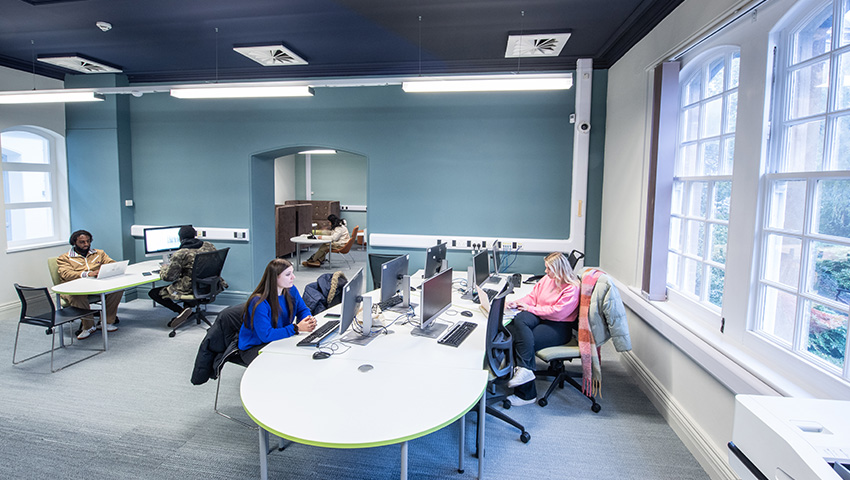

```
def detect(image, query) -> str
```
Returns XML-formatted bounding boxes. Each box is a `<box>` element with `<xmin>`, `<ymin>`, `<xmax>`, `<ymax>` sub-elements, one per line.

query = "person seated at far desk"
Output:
<box><xmin>238</xmin><ymin>258</ymin><xmax>318</xmax><ymax>364</ymax></box>
<box><xmin>302</xmin><ymin>214</ymin><xmax>350</xmax><ymax>268</ymax></box>
<box><xmin>56</xmin><ymin>229</ymin><xmax>123</xmax><ymax>340</ymax></box>
<box><xmin>505</xmin><ymin>252</ymin><xmax>580</xmax><ymax>406</ymax></box>
<box><xmin>148</xmin><ymin>225</ymin><xmax>222</xmax><ymax>328</ymax></box>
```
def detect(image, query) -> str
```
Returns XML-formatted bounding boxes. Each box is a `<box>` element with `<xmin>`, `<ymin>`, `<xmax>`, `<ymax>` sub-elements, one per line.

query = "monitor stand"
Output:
<box><xmin>341</xmin><ymin>298</ymin><xmax>382</xmax><ymax>346</ymax></box>
<box><xmin>410</xmin><ymin>321</ymin><xmax>449</xmax><ymax>339</ymax></box>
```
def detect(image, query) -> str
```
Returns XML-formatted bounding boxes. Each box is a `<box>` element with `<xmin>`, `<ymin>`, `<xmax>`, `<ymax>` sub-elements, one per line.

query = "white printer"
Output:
<box><xmin>729</xmin><ymin>395</ymin><xmax>850</xmax><ymax>480</ymax></box>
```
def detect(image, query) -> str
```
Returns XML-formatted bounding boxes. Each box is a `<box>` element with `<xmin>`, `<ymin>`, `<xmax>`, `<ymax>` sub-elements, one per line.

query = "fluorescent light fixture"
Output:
<box><xmin>402</xmin><ymin>75</ymin><xmax>572</xmax><ymax>93</ymax></box>
<box><xmin>37</xmin><ymin>54</ymin><xmax>122</xmax><ymax>74</ymax></box>
<box><xmin>170</xmin><ymin>84</ymin><xmax>314</xmax><ymax>99</ymax></box>
<box><xmin>298</xmin><ymin>149</ymin><xmax>337</xmax><ymax>154</ymax></box>
<box><xmin>0</xmin><ymin>89</ymin><xmax>104</xmax><ymax>104</ymax></box>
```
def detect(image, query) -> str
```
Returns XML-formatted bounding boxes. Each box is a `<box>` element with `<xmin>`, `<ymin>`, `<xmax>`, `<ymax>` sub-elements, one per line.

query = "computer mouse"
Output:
<box><xmin>312</xmin><ymin>351</ymin><xmax>331</xmax><ymax>360</ymax></box>
<box><xmin>461</xmin><ymin>310</ymin><xmax>473</xmax><ymax>317</ymax></box>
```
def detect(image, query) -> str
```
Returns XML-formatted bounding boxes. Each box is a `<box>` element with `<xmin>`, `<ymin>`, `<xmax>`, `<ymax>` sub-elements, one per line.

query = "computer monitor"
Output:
<box><xmin>339</xmin><ymin>268</ymin><xmax>365</xmax><ymax>336</ymax></box>
<box><xmin>380</xmin><ymin>254</ymin><xmax>410</xmax><ymax>303</ymax></box>
<box><xmin>143</xmin><ymin>225</ymin><xmax>185</xmax><ymax>261</ymax></box>
<box><xmin>472</xmin><ymin>249</ymin><xmax>489</xmax><ymax>287</ymax></box>
<box><xmin>491</xmin><ymin>241</ymin><xmax>502</xmax><ymax>274</ymax></box>
<box><xmin>411</xmin><ymin>268</ymin><xmax>453</xmax><ymax>338</ymax></box>
<box><xmin>424</xmin><ymin>242</ymin><xmax>448</xmax><ymax>279</ymax></box>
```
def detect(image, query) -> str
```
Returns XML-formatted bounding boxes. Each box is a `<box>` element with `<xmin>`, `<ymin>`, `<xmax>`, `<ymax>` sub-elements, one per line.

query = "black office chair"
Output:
<box><xmin>170</xmin><ymin>247</ymin><xmax>229</xmax><ymax>337</ymax></box>
<box><xmin>567</xmin><ymin>249</ymin><xmax>585</xmax><ymax>270</ymax></box>
<box><xmin>367</xmin><ymin>253</ymin><xmax>401</xmax><ymax>290</ymax></box>
<box><xmin>474</xmin><ymin>291</ymin><xmax>531</xmax><ymax>454</ymax></box>
<box><xmin>13</xmin><ymin>284</ymin><xmax>102</xmax><ymax>372</ymax></box>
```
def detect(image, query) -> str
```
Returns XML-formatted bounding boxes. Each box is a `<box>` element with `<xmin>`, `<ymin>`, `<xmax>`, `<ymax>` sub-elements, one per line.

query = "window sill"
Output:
<box><xmin>6</xmin><ymin>240</ymin><xmax>66</xmax><ymax>254</ymax></box>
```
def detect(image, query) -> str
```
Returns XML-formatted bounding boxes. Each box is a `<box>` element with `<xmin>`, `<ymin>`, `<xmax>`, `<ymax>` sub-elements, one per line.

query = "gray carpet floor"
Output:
<box><xmin>0</xmin><ymin>251</ymin><xmax>709</xmax><ymax>479</ymax></box>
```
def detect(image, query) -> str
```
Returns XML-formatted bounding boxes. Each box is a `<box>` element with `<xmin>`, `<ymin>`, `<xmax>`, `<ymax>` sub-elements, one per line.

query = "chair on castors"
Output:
<box><xmin>474</xmin><ymin>290</ymin><xmax>531</xmax><ymax>454</ymax></box>
<box><xmin>13</xmin><ymin>284</ymin><xmax>102</xmax><ymax>372</ymax></box>
<box><xmin>330</xmin><ymin>226</ymin><xmax>359</xmax><ymax>268</ymax></box>
<box><xmin>170</xmin><ymin>248</ymin><xmax>229</xmax><ymax>337</ymax></box>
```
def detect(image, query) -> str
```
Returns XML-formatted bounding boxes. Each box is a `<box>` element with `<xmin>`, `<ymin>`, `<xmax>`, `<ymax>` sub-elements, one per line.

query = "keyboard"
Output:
<box><xmin>377</xmin><ymin>295</ymin><xmax>402</xmax><ymax>311</ymax></box>
<box><xmin>438</xmin><ymin>321</ymin><xmax>477</xmax><ymax>347</ymax></box>
<box><xmin>296</xmin><ymin>320</ymin><xmax>340</xmax><ymax>347</ymax></box>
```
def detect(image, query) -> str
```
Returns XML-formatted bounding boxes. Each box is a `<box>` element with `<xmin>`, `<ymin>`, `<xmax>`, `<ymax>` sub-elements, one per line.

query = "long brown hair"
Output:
<box><xmin>243</xmin><ymin>258</ymin><xmax>295</xmax><ymax>329</ymax></box>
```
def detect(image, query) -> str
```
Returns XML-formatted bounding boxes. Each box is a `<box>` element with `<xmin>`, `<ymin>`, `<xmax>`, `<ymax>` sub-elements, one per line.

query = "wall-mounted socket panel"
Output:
<box><xmin>370</xmin><ymin>233</ymin><xmax>579</xmax><ymax>253</ymax></box>
<box><xmin>340</xmin><ymin>204</ymin><xmax>367</xmax><ymax>212</ymax></box>
<box><xmin>130</xmin><ymin>225</ymin><xmax>250</xmax><ymax>242</ymax></box>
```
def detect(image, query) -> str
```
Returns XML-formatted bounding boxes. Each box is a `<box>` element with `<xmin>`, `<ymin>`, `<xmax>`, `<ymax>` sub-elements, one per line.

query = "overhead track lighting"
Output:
<box><xmin>170</xmin><ymin>83</ymin><xmax>314</xmax><ymax>99</ymax></box>
<box><xmin>401</xmin><ymin>74</ymin><xmax>573</xmax><ymax>93</ymax></box>
<box><xmin>0</xmin><ymin>89</ymin><xmax>104</xmax><ymax>104</ymax></box>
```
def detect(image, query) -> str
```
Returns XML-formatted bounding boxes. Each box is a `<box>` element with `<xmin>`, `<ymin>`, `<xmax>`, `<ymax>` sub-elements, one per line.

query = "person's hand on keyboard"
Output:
<box><xmin>296</xmin><ymin>315</ymin><xmax>317</xmax><ymax>333</ymax></box>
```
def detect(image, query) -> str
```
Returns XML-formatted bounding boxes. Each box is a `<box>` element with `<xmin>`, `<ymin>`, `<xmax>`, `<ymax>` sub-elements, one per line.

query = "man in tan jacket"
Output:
<box><xmin>56</xmin><ymin>230</ymin><xmax>123</xmax><ymax>339</ymax></box>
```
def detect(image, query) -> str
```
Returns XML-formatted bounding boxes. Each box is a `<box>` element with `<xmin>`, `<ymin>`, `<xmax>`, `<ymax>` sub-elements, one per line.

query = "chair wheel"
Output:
<box><xmin>538</xmin><ymin>398</ymin><xmax>548</xmax><ymax>407</ymax></box>
<box><xmin>502</xmin><ymin>399</ymin><xmax>511</xmax><ymax>409</ymax></box>
<box><xmin>591</xmin><ymin>403</ymin><xmax>601</xmax><ymax>413</ymax></box>
<box><xmin>520</xmin><ymin>431</ymin><xmax>531</xmax><ymax>443</ymax></box>
<box><xmin>168</xmin><ymin>331</ymin><xmax>176</xmax><ymax>338</ymax></box>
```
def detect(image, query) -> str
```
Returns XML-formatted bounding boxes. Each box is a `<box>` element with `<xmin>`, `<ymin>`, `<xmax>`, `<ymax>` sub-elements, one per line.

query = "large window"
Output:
<box><xmin>757</xmin><ymin>0</ymin><xmax>850</xmax><ymax>378</ymax></box>
<box><xmin>0</xmin><ymin>127</ymin><xmax>68</xmax><ymax>250</ymax></box>
<box><xmin>667</xmin><ymin>48</ymin><xmax>740</xmax><ymax>310</ymax></box>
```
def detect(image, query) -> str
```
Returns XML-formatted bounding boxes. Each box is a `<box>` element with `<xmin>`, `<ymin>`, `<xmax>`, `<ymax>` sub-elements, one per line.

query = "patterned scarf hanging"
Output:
<box><xmin>578</xmin><ymin>269</ymin><xmax>604</xmax><ymax>397</ymax></box>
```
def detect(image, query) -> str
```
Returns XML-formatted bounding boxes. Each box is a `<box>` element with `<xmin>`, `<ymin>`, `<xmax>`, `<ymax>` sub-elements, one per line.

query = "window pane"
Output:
<box><xmin>764</xmin><ymin>234</ymin><xmax>802</xmax><ymax>288</ymax></box>
<box><xmin>712</xmin><ymin>181</ymin><xmax>731</xmax><ymax>221</ymax></box>
<box><xmin>688</xmin><ymin>182</ymin><xmax>708</xmax><ymax>217</ymax></box>
<box><xmin>683</xmin><ymin>73</ymin><xmax>700</xmax><ymax>106</ymax></box>
<box><xmin>784</xmin><ymin>120</ymin><xmax>825</xmax><ymax>172</ymax></box>
<box><xmin>682</xmin><ymin>257</ymin><xmax>703</xmax><ymax>297</ymax></box>
<box><xmin>729</xmin><ymin>51</ymin><xmax>740</xmax><ymax>88</ymax></box>
<box><xmin>682</xmin><ymin>106</ymin><xmax>700</xmax><ymax>142</ymax></box>
<box><xmin>814</xmin><ymin>179</ymin><xmax>850</xmax><ymax>239</ymax></box>
<box><xmin>670</xmin><ymin>217</ymin><xmax>683</xmax><ymax>251</ymax></box>
<box><xmin>684</xmin><ymin>220</ymin><xmax>705</xmax><ymax>257</ymax></box>
<box><xmin>722</xmin><ymin>137</ymin><xmax>735</xmax><ymax>174</ymax></box>
<box><xmin>807</xmin><ymin>241</ymin><xmax>850</xmax><ymax>305</ymax></box>
<box><xmin>5</xmin><ymin>207</ymin><xmax>54</xmax><ymax>242</ymax></box>
<box><xmin>700</xmin><ymin>140</ymin><xmax>720</xmax><ymax>175</ymax></box>
<box><xmin>725</xmin><ymin>92</ymin><xmax>738</xmax><ymax>134</ymax></box>
<box><xmin>3</xmin><ymin>171</ymin><xmax>51</xmax><ymax>203</ymax></box>
<box><xmin>701</xmin><ymin>98</ymin><xmax>722</xmax><ymax>138</ymax></box>
<box><xmin>668</xmin><ymin>253</ymin><xmax>680</xmax><ymax>287</ymax></box>
<box><xmin>0</xmin><ymin>131</ymin><xmax>49</xmax><ymax>164</ymax></box>
<box><xmin>789</xmin><ymin>61</ymin><xmax>829</xmax><ymax>119</ymax></box>
<box><xmin>792</xmin><ymin>7</ymin><xmax>832</xmax><ymax>64</ymax></box>
<box><xmin>706</xmin><ymin>57</ymin><xmax>725</xmax><ymax>97</ymax></box>
<box><xmin>837</xmin><ymin>51</ymin><xmax>850</xmax><ymax>109</ymax></box>
<box><xmin>708</xmin><ymin>266</ymin><xmax>725</xmax><ymax>307</ymax></box>
<box><xmin>768</xmin><ymin>180</ymin><xmax>807</xmax><ymax>232</ymax></box>
<box><xmin>678</xmin><ymin>144</ymin><xmax>698</xmax><ymax>176</ymax></box>
<box><xmin>804</xmin><ymin>300</ymin><xmax>847</xmax><ymax>368</ymax></box>
<box><xmin>829</xmin><ymin>114</ymin><xmax>850</xmax><ymax>170</ymax></box>
<box><xmin>709</xmin><ymin>224</ymin><xmax>728</xmax><ymax>263</ymax></box>
<box><xmin>760</xmin><ymin>285</ymin><xmax>797</xmax><ymax>344</ymax></box>
<box><xmin>671</xmin><ymin>181</ymin><xmax>684</xmax><ymax>215</ymax></box>
<box><xmin>843</xmin><ymin>0</ymin><xmax>850</xmax><ymax>47</ymax></box>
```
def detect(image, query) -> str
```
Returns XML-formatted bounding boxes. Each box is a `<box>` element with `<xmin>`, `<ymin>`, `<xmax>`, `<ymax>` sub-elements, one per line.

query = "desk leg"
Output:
<box><xmin>400</xmin><ymin>441</ymin><xmax>408</xmax><ymax>480</ymax></box>
<box><xmin>478</xmin><ymin>394</ymin><xmax>485</xmax><ymax>480</ymax></box>
<box><xmin>100</xmin><ymin>292</ymin><xmax>108</xmax><ymax>351</ymax></box>
<box><xmin>295</xmin><ymin>245</ymin><xmax>302</xmax><ymax>271</ymax></box>
<box><xmin>258</xmin><ymin>428</ymin><xmax>269</xmax><ymax>480</ymax></box>
<box><xmin>458</xmin><ymin>415</ymin><xmax>465</xmax><ymax>473</ymax></box>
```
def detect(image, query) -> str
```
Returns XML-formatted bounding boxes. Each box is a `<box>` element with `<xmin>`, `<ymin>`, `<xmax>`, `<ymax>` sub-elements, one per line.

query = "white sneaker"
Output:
<box><xmin>506</xmin><ymin>394</ymin><xmax>537</xmax><ymax>407</ymax></box>
<box><xmin>77</xmin><ymin>326</ymin><xmax>97</xmax><ymax>340</ymax></box>
<box><xmin>106</xmin><ymin>323</ymin><xmax>117</xmax><ymax>332</ymax></box>
<box><xmin>507</xmin><ymin>366</ymin><xmax>536</xmax><ymax>388</ymax></box>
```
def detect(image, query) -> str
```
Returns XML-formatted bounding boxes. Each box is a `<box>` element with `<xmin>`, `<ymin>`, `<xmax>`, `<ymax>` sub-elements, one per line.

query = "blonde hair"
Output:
<box><xmin>545</xmin><ymin>252</ymin><xmax>580</xmax><ymax>287</ymax></box>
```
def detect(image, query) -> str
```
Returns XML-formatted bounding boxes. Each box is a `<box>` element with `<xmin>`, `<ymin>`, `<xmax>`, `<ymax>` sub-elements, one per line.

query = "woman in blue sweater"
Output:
<box><xmin>238</xmin><ymin>258</ymin><xmax>317</xmax><ymax>364</ymax></box>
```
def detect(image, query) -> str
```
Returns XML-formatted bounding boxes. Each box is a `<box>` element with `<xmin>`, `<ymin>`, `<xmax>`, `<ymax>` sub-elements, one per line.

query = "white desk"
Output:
<box><xmin>290</xmin><ymin>235</ymin><xmax>331</xmax><ymax>271</ymax></box>
<box><xmin>242</xmin><ymin>281</ymin><xmax>491</xmax><ymax>480</ymax></box>
<box><xmin>51</xmin><ymin>260</ymin><xmax>161</xmax><ymax>350</ymax></box>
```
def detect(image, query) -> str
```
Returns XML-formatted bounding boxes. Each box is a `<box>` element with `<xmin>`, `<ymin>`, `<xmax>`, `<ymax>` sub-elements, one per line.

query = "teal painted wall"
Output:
<box><xmin>294</xmin><ymin>151</ymin><xmax>368</xmax><ymax>230</ymax></box>
<box><xmin>66</xmin><ymin>72</ymin><xmax>606</xmax><ymax>295</ymax></box>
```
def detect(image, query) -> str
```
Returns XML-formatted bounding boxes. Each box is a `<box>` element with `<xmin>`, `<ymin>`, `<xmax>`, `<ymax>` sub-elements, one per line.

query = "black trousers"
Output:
<box><xmin>505</xmin><ymin>311</ymin><xmax>574</xmax><ymax>400</ymax></box>
<box><xmin>239</xmin><ymin>343</ymin><xmax>267</xmax><ymax>366</ymax></box>
<box><xmin>148</xmin><ymin>286</ymin><xmax>185</xmax><ymax>314</ymax></box>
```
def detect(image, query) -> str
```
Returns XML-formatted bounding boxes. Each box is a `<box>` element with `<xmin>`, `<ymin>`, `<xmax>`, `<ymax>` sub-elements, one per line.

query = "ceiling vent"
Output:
<box><xmin>233</xmin><ymin>44</ymin><xmax>308</xmax><ymax>66</ymax></box>
<box><xmin>37</xmin><ymin>54</ymin><xmax>122</xmax><ymax>73</ymax></box>
<box><xmin>505</xmin><ymin>32</ymin><xmax>571</xmax><ymax>58</ymax></box>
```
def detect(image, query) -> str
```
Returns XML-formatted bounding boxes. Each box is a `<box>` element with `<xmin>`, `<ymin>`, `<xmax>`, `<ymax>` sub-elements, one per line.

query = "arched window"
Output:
<box><xmin>0</xmin><ymin>126</ymin><xmax>69</xmax><ymax>250</ymax></box>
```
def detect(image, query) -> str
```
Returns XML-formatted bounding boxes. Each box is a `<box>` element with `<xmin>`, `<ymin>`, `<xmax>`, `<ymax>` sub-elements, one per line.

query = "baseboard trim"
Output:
<box><xmin>0</xmin><ymin>300</ymin><xmax>20</xmax><ymax>317</ymax></box>
<box><xmin>621</xmin><ymin>351</ymin><xmax>737</xmax><ymax>480</ymax></box>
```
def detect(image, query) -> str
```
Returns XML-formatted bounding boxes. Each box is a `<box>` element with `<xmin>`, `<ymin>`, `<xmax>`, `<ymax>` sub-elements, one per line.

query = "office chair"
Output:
<box><xmin>47</xmin><ymin>257</ymin><xmax>104</xmax><ymax>330</ymax></box>
<box><xmin>330</xmin><ymin>225</ymin><xmax>359</xmax><ymax>268</ymax></box>
<box><xmin>209</xmin><ymin>304</ymin><xmax>256</xmax><ymax>429</ymax></box>
<box><xmin>474</xmin><ymin>291</ymin><xmax>531</xmax><ymax>453</ymax></box>
<box><xmin>367</xmin><ymin>253</ymin><xmax>401</xmax><ymax>290</ymax></box>
<box><xmin>532</xmin><ymin>250</ymin><xmax>601</xmax><ymax>412</ymax></box>
<box><xmin>170</xmin><ymin>247</ymin><xmax>229</xmax><ymax>338</ymax></box>
<box><xmin>13</xmin><ymin>284</ymin><xmax>102</xmax><ymax>372</ymax></box>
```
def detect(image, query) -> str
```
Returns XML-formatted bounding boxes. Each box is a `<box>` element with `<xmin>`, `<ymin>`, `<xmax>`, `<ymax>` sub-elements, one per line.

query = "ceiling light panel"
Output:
<box><xmin>233</xmin><ymin>45</ymin><xmax>308</xmax><ymax>66</ymax></box>
<box><xmin>505</xmin><ymin>33</ymin><xmax>571</xmax><ymax>58</ymax></box>
<box><xmin>37</xmin><ymin>54</ymin><xmax>122</xmax><ymax>74</ymax></box>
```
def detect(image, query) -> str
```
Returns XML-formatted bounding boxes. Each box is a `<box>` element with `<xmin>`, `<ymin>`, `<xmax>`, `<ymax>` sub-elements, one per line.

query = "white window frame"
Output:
<box><xmin>0</xmin><ymin>126</ymin><xmax>70</xmax><ymax>252</ymax></box>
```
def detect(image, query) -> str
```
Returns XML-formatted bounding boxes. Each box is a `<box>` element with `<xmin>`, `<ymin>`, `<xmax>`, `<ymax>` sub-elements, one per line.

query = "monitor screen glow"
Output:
<box><xmin>144</xmin><ymin>226</ymin><xmax>184</xmax><ymax>255</ymax></box>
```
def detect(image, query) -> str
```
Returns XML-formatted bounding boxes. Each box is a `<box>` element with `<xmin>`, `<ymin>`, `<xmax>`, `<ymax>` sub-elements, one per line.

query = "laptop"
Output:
<box><xmin>96</xmin><ymin>260</ymin><xmax>129</xmax><ymax>279</ymax></box>
<box><xmin>475</xmin><ymin>285</ymin><xmax>519</xmax><ymax>319</ymax></box>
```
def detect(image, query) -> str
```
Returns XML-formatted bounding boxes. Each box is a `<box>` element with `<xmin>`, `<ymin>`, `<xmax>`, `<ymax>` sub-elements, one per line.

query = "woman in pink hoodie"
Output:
<box><xmin>505</xmin><ymin>252</ymin><xmax>580</xmax><ymax>406</ymax></box>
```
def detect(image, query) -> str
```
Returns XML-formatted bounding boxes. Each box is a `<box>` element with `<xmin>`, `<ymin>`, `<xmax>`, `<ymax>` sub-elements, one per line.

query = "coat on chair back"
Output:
<box><xmin>191</xmin><ymin>304</ymin><xmax>244</xmax><ymax>385</ymax></box>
